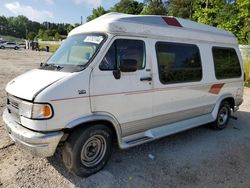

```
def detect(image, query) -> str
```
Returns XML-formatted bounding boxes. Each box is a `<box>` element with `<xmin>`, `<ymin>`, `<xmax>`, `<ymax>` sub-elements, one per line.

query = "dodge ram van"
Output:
<box><xmin>3</xmin><ymin>13</ymin><xmax>244</xmax><ymax>177</ymax></box>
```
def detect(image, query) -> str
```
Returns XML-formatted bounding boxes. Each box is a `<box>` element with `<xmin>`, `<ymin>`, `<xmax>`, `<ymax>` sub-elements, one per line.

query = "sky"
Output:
<box><xmin>0</xmin><ymin>0</ymin><xmax>144</xmax><ymax>24</ymax></box>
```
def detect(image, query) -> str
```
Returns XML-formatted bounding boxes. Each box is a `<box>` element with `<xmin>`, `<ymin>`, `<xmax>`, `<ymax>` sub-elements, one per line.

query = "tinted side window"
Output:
<box><xmin>99</xmin><ymin>39</ymin><xmax>145</xmax><ymax>71</ymax></box>
<box><xmin>156</xmin><ymin>42</ymin><xmax>202</xmax><ymax>84</ymax></box>
<box><xmin>212</xmin><ymin>47</ymin><xmax>241</xmax><ymax>79</ymax></box>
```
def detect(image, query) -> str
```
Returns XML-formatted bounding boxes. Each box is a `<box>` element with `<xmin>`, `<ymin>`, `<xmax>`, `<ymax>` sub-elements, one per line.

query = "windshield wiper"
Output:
<box><xmin>40</xmin><ymin>63</ymin><xmax>64</xmax><ymax>70</ymax></box>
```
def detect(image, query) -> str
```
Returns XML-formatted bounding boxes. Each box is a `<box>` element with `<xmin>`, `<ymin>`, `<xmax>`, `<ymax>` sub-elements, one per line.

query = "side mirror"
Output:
<box><xmin>120</xmin><ymin>59</ymin><xmax>137</xmax><ymax>72</ymax></box>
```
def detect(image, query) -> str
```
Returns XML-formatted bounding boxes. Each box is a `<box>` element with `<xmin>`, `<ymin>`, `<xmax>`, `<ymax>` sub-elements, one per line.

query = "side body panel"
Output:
<box><xmin>33</xmin><ymin>69</ymin><xmax>93</xmax><ymax>131</ymax></box>
<box><xmin>90</xmin><ymin>36</ymin><xmax>153</xmax><ymax>137</ymax></box>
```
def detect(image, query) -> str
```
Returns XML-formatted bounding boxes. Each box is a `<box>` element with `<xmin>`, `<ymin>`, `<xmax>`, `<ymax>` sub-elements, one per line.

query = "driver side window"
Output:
<box><xmin>99</xmin><ymin>39</ymin><xmax>145</xmax><ymax>71</ymax></box>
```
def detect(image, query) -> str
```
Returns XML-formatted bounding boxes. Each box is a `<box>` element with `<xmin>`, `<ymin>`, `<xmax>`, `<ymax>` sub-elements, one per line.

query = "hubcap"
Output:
<box><xmin>218</xmin><ymin>107</ymin><xmax>229</xmax><ymax>126</ymax></box>
<box><xmin>80</xmin><ymin>135</ymin><xmax>107</xmax><ymax>167</ymax></box>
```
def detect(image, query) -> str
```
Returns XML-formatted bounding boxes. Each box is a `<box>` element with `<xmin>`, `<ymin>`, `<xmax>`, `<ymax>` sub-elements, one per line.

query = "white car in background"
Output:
<box><xmin>0</xmin><ymin>42</ymin><xmax>20</xmax><ymax>50</ymax></box>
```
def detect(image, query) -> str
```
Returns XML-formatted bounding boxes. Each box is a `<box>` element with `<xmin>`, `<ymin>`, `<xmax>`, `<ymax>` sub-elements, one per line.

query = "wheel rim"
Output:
<box><xmin>218</xmin><ymin>106</ymin><xmax>229</xmax><ymax>126</ymax></box>
<box><xmin>80</xmin><ymin>135</ymin><xmax>107</xmax><ymax>167</ymax></box>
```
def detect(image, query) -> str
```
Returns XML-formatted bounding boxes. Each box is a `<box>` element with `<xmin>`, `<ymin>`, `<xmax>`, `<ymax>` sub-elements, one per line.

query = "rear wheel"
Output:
<box><xmin>14</xmin><ymin>46</ymin><xmax>19</xmax><ymax>50</ymax></box>
<box><xmin>211</xmin><ymin>101</ymin><xmax>231</xmax><ymax>130</ymax></box>
<box><xmin>62</xmin><ymin>124</ymin><xmax>113</xmax><ymax>177</ymax></box>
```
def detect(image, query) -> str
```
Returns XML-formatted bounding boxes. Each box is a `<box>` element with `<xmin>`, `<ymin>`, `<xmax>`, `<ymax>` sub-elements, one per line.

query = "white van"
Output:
<box><xmin>3</xmin><ymin>13</ymin><xmax>244</xmax><ymax>176</ymax></box>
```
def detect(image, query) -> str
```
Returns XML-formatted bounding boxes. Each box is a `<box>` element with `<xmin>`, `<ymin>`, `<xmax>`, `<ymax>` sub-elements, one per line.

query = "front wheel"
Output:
<box><xmin>62</xmin><ymin>124</ymin><xmax>113</xmax><ymax>177</ymax></box>
<box><xmin>211</xmin><ymin>101</ymin><xmax>231</xmax><ymax>130</ymax></box>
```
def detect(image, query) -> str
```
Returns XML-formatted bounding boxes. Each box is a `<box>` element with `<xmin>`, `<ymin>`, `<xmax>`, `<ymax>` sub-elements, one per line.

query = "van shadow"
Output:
<box><xmin>47</xmin><ymin>110</ymin><xmax>250</xmax><ymax>187</ymax></box>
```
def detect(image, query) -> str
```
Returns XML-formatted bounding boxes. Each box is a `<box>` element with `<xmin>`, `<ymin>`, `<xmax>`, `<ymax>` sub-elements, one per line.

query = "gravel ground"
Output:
<box><xmin>0</xmin><ymin>49</ymin><xmax>250</xmax><ymax>188</ymax></box>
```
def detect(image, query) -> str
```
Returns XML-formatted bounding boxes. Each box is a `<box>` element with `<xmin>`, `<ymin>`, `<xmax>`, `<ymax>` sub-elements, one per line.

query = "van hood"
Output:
<box><xmin>6</xmin><ymin>69</ymin><xmax>70</xmax><ymax>101</ymax></box>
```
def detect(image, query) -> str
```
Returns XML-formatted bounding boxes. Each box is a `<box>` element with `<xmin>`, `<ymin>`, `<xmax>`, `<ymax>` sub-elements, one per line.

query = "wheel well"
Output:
<box><xmin>222</xmin><ymin>97</ymin><xmax>235</xmax><ymax>110</ymax></box>
<box><xmin>63</xmin><ymin>120</ymin><xmax>118</xmax><ymax>144</ymax></box>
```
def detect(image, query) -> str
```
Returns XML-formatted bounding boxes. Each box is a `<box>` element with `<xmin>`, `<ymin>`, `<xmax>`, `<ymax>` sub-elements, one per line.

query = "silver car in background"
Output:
<box><xmin>0</xmin><ymin>42</ymin><xmax>20</xmax><ymax>50</ymax></box>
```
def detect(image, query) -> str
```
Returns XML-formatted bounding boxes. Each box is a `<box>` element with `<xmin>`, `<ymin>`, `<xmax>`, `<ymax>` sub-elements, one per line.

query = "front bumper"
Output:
<box><xmin>2</xmin><ymin>109</ymin><xmax>64</xmax><ymax>157</ymax></box>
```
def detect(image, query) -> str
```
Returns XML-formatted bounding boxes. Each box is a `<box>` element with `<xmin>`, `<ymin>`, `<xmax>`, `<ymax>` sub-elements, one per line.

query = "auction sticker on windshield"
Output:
<box><xmin>84</xmin><ymin>36</ymin><xmax>104</xmax><ymax>44</ymax></box>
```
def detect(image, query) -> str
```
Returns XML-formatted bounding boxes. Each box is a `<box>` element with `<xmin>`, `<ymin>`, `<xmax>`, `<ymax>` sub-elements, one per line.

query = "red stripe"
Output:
<box><xmin>162</xmin><ymin>17</ymin><xmax>182</xmax><ymax>27</ymax></box>
<box><xmin>51</xmin><ymin>81</ymin><xmax>241</xmax><ymax>102</ymax></box>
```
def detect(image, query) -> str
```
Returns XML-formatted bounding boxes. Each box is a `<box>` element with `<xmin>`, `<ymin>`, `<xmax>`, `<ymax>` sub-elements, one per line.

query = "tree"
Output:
<box><xmin>193</xmin><ymin>0</ymin><xmax>250</xmax><ymax>44</ymax></box>
<box><xmin>0</xmin><ymin>16</ymin><xmax>8</xmax><ymax>35</ymax></box>
<box><xmin>42</xmin><ymin>32</ymin><xmax>49</xmax><ymax>41</ymax></box>
<box><xmin>74</xmin><ymin>23</ymin><xmax>81</xmax><ymax>27</ymax></box>
<box><xmin>27</xmin><ymin>31</ymin><xmax>36</xmax><ymax>41</ymax></box>
<box><xmin>54</xmin><ymin>32</ymin><xmax>61</xmax><ymax>41</ymax></box>
<box><xmin>66</xmin><ymin>24</ymin><xmax>73</xmax><ymax>34</ymax></box>
<box><xmin>233</xmin><ymin>0</ymin><xmax>250</xmax><ymax>44</ymax></box>
<box><xmin>87</xmin><ymin>6</ymin><xmax>108</xmax><ymax>22</ymax></box>
<box><xmin>140</xmin><ymin>0</ymin><xmax>167</xmax><ymax>15</ymax></box>
<box><xmin>192</xmin><ymin>0</ymin><xmax>225</xmax><ymax>26</ymax></box>
<box><xmin>167</xmin><ymin>0</ymin><xmax>193</xmax><ymax>19</ymax></box>
<box><xmin>111</xmin><ymin>0</ymin><xmax>143</xmax><ymax>14</ymax></box>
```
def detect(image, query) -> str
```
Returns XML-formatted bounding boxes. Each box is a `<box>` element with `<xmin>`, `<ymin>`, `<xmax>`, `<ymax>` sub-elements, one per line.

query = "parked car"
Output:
<box><xmin>3</xmin><ymin>13</ymin><xmax>244</xmax><ymax>177</ymax></box>
<box><xmin>0</xmin><ymin>42</ymin><xmax>20</xmax><ymax>50</ymax></box>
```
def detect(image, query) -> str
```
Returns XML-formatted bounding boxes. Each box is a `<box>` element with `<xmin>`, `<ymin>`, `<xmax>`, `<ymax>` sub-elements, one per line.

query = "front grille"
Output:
<box><xmin>7</xmin><ymin>94</ymin><xmax>21</xmax><ymax>123</ymax></box>
<box><xmin>8</xmin><ymin>98</ymin><xmax>19</xmax><ymax>109</ymax></box>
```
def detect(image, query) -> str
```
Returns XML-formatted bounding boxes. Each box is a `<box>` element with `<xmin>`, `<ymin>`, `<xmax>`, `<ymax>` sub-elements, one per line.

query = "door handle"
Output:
<box><xmin>140</xmin><ymin>77</ymin><xmax>152</xmax><ymax>81</ymax></box>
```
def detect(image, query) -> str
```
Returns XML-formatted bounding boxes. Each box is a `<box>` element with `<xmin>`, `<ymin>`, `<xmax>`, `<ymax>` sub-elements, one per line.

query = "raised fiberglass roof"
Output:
<box><xmin>69</xmin><ymin>13</ymin><xmax>237</xmax><ymax>45</ymax></box>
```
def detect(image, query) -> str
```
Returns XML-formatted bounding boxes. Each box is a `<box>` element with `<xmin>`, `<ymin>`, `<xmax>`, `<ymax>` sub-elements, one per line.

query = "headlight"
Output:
<box><xmin>19</xmin><ymin>102</ymin><xmax>53</xmax><ymax>119</ymax></box>
<box><xmin>19</xmin><ymin>101</ymin><xmax>33</xmax><ymax>118</ymax></box>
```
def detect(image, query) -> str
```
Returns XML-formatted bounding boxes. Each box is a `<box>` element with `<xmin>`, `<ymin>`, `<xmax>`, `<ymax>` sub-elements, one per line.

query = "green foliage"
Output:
<box><xmin>0</xmin><ymin>15</ymin><xmax>75</xmax><ymax>41</ymax></box>
<box><xmin>111</xmin><ymin>0</ymin><xmax>143</xmax><ymax>14</ymax></box>
<box><xmin>0</xmin><ymin>0</ymin><xmax>249</xmax><ymax>45</ymax></box>
<box><xmin>0</xmin><ymin>35</ymin><xmax>25</xmax><ymax>43</ymax></box>
<box><xmin>39</xmin><ymin>43</ymin><xmax>60</xmax><ymax>53</ymax></box>
<box><xmin>245</xmin><ymin>82</ymin><xmax>250</xmax><ymax>87</ymax></box>
<box><xmin>66</xmin><ymin>25</ymin><xmax>74</xmax><ymax>34</ymax></box>
<box><xmin>54</xmin><ymin>32</ymin><xmax>61</xmax><ymax>41</ymax></box>
<box><xmin>27</xmin><ymin>31</ymin><xmax>36</xmax><ymax>41</ymax></box>
<box><xmin>87</xmin><ymin>6</ymin><xmax>109</xmax><ymax>22</ymax></box>
<box><xmin>167</xmin><ymin>0</ymin><xmax>193</xmax><ymax>19</ymax></box>
<box><xmin>244</xmin><ymin>60</ymin><xmax>250</xmax><ymax>81</ymax></box>
<box><xmin>192</xmin><ymin>0</ymin><xmax>250</xmax><ymax>44</ymax></box>
<box><xmin>141</xmin><ymin>0</ymin><xmax>167</xmax><ymax>15</ymax></box>
<box><xmin>85</xmin><ymin>0</ymin><xmax>249</xmax><ymax>44</ymax></box>
<box><xmin>234</xmin><ymin>0</ymin><xmax>250</xmax><ymax>44</ymax></box>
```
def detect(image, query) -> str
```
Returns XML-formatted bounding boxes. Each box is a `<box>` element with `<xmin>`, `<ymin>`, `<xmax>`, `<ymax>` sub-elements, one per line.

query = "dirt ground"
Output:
<box><xmin>0</xmin><ymin>49</ymin><xmax>250</xmax><ymax>188</ymax></box>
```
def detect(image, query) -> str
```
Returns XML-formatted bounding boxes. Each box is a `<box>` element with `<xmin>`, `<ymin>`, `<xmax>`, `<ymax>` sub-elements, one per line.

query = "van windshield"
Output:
<box><xmin>41</xmin><ymin>34</ymin><xmax>105</xmax><ymax>72</ymax></box>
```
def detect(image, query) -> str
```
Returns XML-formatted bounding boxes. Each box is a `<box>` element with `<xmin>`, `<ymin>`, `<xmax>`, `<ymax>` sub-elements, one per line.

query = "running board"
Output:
<box><xmin>120</xmin><ymin>113</ymin><xmax>215</xmax><ymax>149</ymax></box>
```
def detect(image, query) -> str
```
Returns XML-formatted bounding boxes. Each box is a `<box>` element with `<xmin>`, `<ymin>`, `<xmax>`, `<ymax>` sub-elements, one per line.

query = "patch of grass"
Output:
<box><xmin>244</xmin><ymin>60</ymin><xmax>250</xmax><ymax>81</ymax></box>
<box><xmin>39</xmin><ymin>43</ymin><xmax>60</xmax><ymax>53</ymax></box>
<box><xmin>245</xmin><ymin>82</ymin><xmax>250</xmax><ymax>87</ymax></box>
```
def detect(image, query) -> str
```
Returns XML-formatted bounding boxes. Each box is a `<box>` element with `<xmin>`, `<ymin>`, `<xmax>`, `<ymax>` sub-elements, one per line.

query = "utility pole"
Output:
<box><xmin>81</xmin><ymin>16</ymin><xmax>83</xmax><ymax>25</ymax></box>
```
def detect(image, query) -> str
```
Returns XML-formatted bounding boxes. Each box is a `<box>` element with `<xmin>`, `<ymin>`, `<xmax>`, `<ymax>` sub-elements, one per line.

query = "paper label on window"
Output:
<box><xmin>84</xmin><ymin>36</ymin><xmax>103</xmax><ymax>44</ymax></box>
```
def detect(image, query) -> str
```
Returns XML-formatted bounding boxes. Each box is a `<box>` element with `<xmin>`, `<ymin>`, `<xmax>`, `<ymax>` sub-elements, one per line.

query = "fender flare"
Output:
<box><xmin>211</xmin><ymin>93</ymin><xmax>235</xmax><ymax>119</ymax></box>
<box><xmin>65</xmin><ymin>112</ymin><xmax>123</xmax><ymax>146</ymax></box>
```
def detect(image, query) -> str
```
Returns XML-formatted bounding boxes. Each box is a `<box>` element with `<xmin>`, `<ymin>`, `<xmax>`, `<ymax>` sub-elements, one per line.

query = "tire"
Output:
<box><xmin>0</xmin><ymin>46</ymin><xmax>5</xmax><ymax>49</ymax></box>
<box><xmin>62</xmin><ymin>124</ymin><xmax>113</xmax><ymax>177</ymax></box>
<box><xmin>14</xmin><ymin>46</ymin><xmax>19</xmax><ymax>50</ymax></box>
<box><xmin>211</xmin><ymin>101</ymin><xmax>231</xmax><ymax>130</ymax></box>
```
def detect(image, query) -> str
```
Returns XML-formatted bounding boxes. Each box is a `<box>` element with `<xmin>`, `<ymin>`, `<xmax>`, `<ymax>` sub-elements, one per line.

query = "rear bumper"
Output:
<box><xmin>2</xmin><ymin>109</ymin><xmax>63</xmax><ymax>157</ymax></box>
<box><xmin>234</xmin><ymin>98</ymin><xmax>243</xmax><ymax>112</ymax></box>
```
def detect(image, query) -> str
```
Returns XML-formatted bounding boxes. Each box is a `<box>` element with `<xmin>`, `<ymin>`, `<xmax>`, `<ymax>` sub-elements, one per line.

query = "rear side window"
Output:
<box><xmin>156</xmin><ymin>42</ymin><xmax>202</xmax><ymax>84</ymax></box>
<box><xmin>212</xmin><ymin>47</ymin><xmax>241</xmax><ymax>79</ymax></box>
<box><xmin>99</xmin><ymin>39</ymin><xmax>145</xmax><ymax>71</ymax></box>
